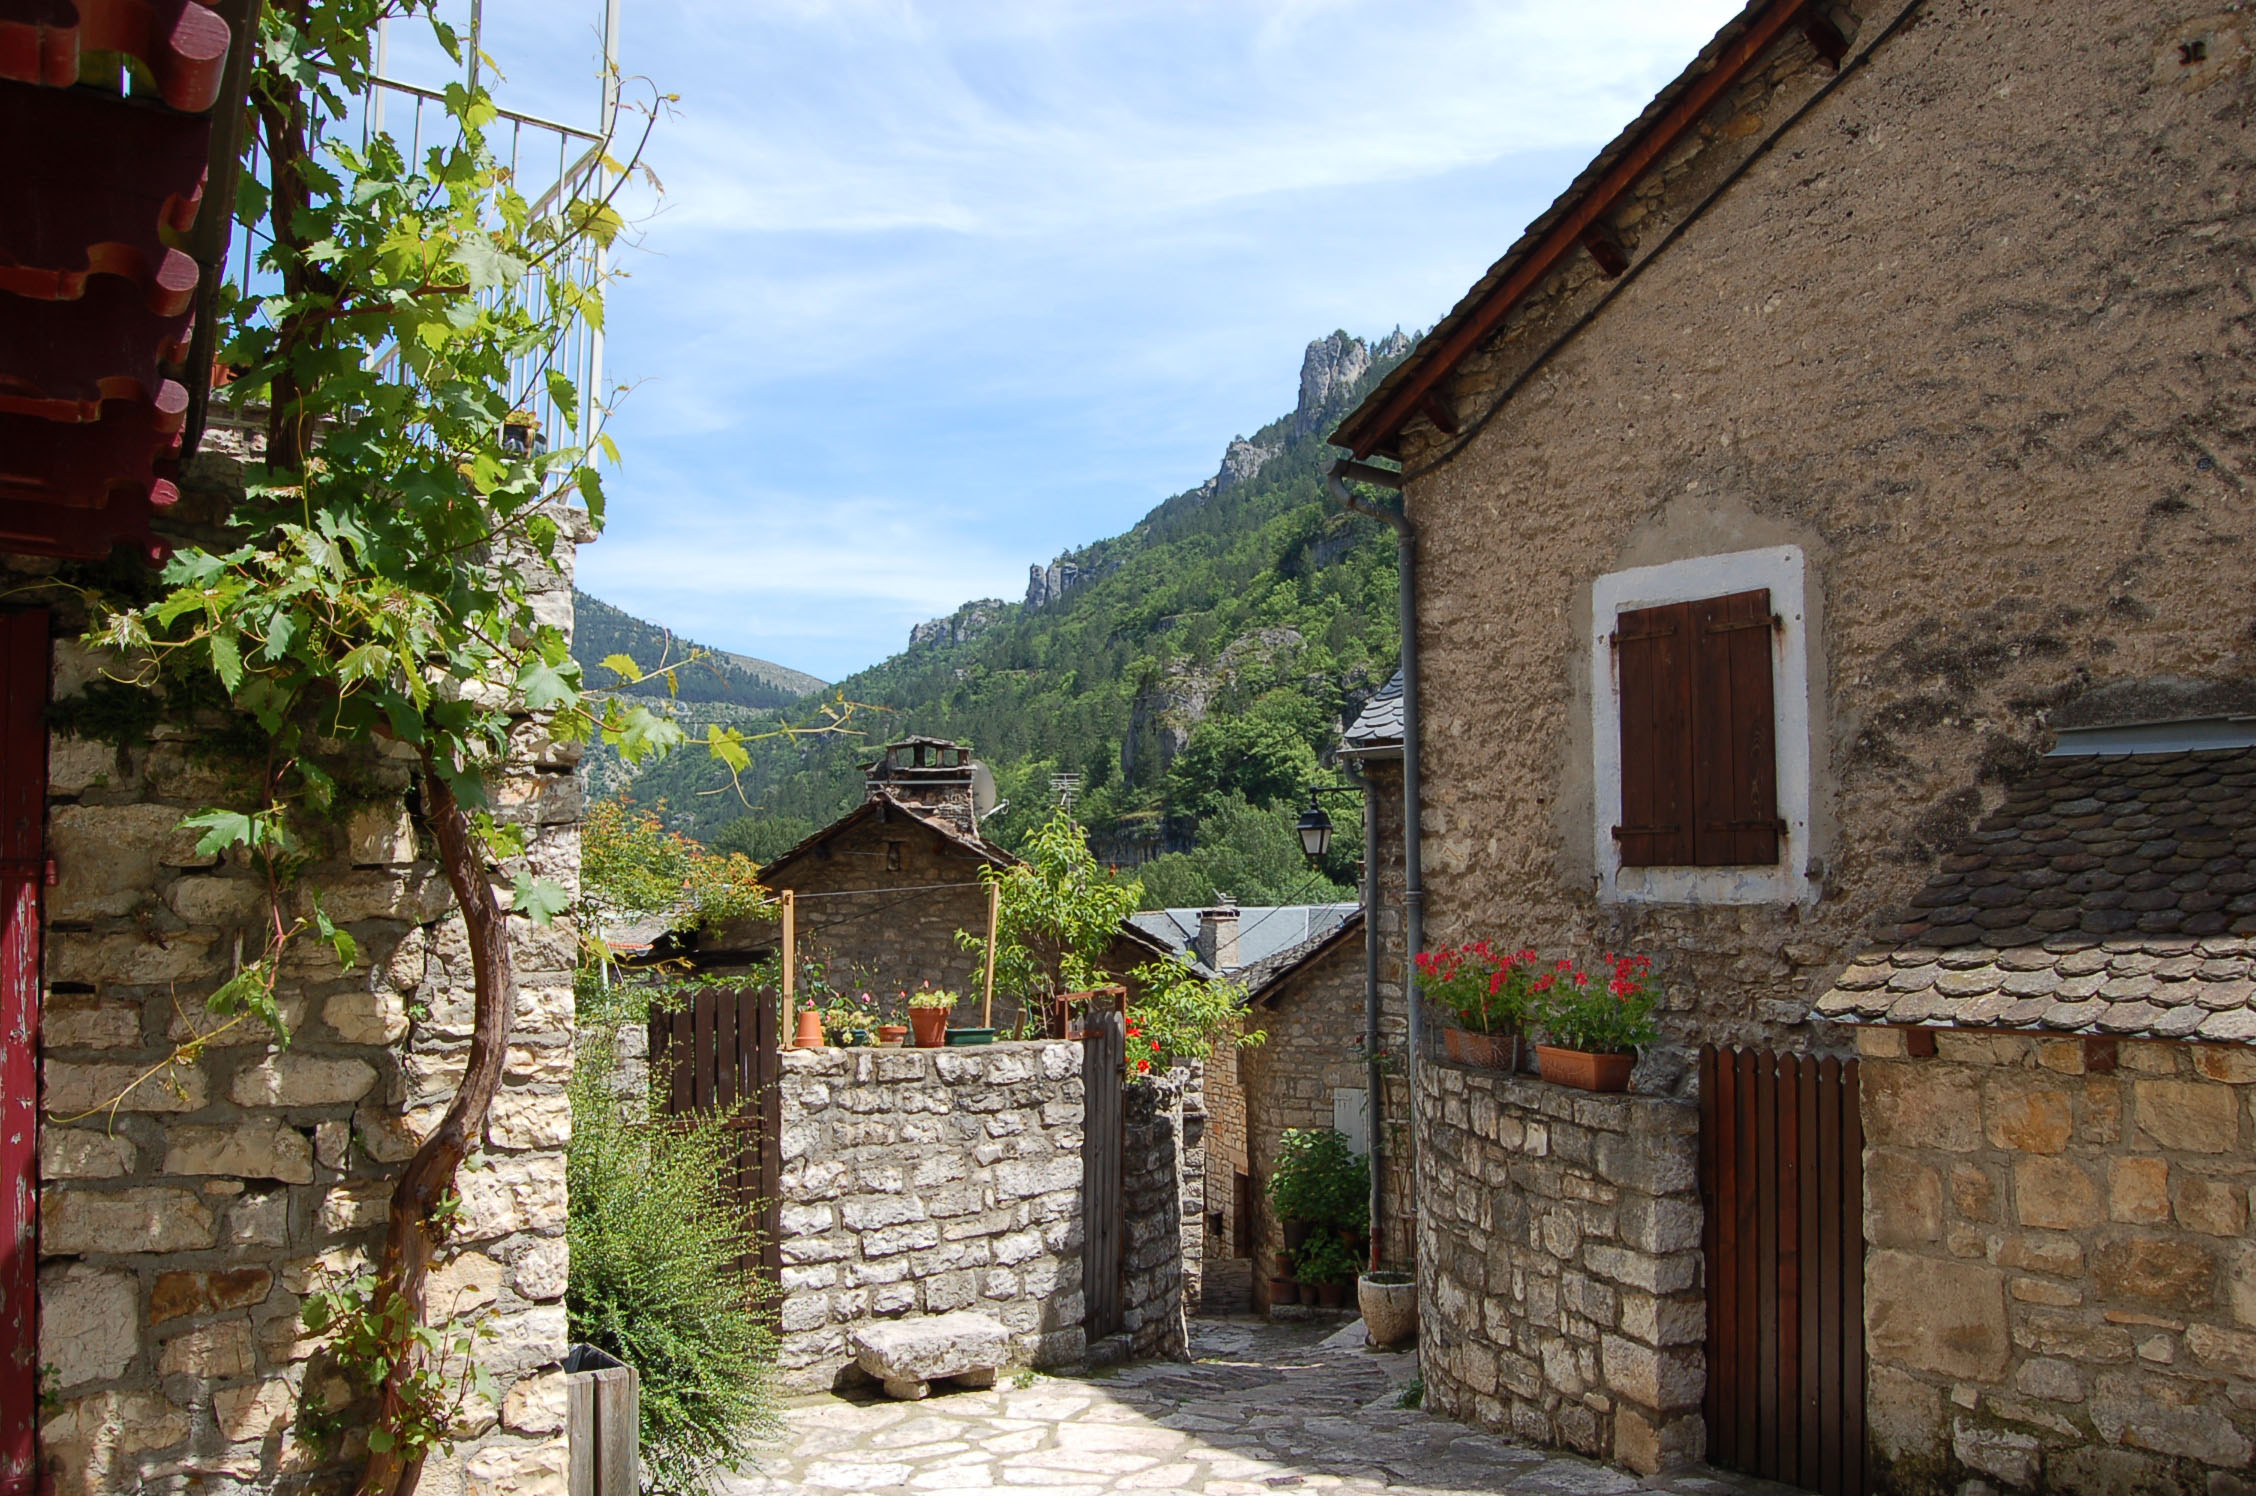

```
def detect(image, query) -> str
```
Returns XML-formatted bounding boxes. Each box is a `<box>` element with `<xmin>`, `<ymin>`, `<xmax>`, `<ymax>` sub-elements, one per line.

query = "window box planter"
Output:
<box><xmin>1441</xmin><ymin>1027</ymin><xmax>1522</xmax><ymax>1071</ymax></box>
<box><xmin>945</xmin><ymin>1027</ymin><xmax>996</xmax><ymax>1046</ymax></box>
<box><xmin>1534</xmin><ymin>1045</ymin><xmax>1634</xmax><ymax>1093</ymax></box>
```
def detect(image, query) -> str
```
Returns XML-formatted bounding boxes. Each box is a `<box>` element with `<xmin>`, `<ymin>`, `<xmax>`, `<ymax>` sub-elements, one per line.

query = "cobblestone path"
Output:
<box><xmin>721</xmin><ymin>1318</ymin><xmax>1804</xmax><ymax>1496</ymax></box>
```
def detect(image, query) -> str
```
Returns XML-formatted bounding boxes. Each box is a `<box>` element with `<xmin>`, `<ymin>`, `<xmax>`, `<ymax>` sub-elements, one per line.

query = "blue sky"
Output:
<box><xmin>401</xmin><ymin>2</ymin><xmax>1743</xmax><ymax>682</ymax></box>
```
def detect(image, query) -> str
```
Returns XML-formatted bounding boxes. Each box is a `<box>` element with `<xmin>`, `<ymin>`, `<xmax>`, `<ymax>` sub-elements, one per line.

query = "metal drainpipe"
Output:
<box><xmin>1326</xmin><ymin>457</ymin><xmax>1424</xmax><ymax>1261</ymax></box>
<box><xmin>1343</xmin><ymin>756</ymin><xmax>1383</xmax><ymax>1269</ymax></box>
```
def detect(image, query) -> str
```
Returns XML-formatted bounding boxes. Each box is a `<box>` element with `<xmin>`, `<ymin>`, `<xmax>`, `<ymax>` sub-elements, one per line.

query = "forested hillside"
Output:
<box><xmin>607</xmin><ymin>330</ymin><xmax>1413</xmax><ymax>906</ymax></box>
<box><xmin>574</xmin><ymin>590</ymin><xmax>826</xmax><ymax>708</ymax></box>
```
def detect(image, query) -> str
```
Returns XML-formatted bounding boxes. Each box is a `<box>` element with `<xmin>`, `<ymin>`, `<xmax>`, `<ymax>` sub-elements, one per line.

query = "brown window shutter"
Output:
<box><xmin>1613</xmin><ymin>600</ymin><xmax>1695</xmax><ymax>866</ymax></box>
<box><xmin>1689</xmin><ymin>588</ymin><xmax>1780</xmax><ymax>866</ymax></box>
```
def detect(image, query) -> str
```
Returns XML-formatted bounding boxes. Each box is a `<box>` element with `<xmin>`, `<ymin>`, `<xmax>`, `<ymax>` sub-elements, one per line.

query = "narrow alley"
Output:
<box><xmin>722</xmin><ymin>1320</ymin><xmax>1801</xmax><ymax>1496</ymax></box>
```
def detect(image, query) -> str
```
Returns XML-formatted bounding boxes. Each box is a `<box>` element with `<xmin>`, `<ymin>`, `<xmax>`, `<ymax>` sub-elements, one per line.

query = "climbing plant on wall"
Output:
<box><xmin>77</xmin><ymin>4</ymin><xmax>737</xmax><ymax>1489</ymax></box>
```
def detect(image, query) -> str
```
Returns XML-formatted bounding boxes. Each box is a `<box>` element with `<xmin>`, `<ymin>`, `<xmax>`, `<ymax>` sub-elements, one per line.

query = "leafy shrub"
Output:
<box><xmin>1126</xmin><ymin>954</ymin><xmax>1260</xmax><ymax>1070</ymax></box>
<box><xmin>1266</xmin><ymin>1127</ymin><xmax>1370</xmax><ymax>1233</ymax></box>
<box><xmin>1534</xmin><ymin>953</ymin><xmax>1660</xmax><ymax>1055</ymax></box>
<box><xmin>1292</xmin><ymin>1231</ymin><xmax>1359</xmax><ymax>1286</ymax></box>
<box><xmin>568</xmin><ymin>1032</ymin><xmax>777</xmax><ymax>1494</ymax></box>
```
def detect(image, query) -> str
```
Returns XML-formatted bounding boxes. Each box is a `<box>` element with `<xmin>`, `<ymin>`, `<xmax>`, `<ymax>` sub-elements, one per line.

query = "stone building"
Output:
<box><xmin>708</xmin><ymin>739</ymin><xmax>1182</xmax><ymax>1031</ymax></box>
<box><xmin>1324</xmin><ymin>0</ymin><xmax>2256</xmax><ymax>1490</ymax></box>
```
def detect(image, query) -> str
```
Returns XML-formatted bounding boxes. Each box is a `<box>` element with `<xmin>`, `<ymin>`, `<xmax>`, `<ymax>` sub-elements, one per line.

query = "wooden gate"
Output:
<box><xmin>1699</xmin><ymin>1046</ymin><xmax>1867</xmax><ymax>1496</ymax></box>
<box><xmin>1081</xmin><ymin>1008</ymin><xmax>1124</xmax><ymax>1339</ymax></box>
<box><xmin>0</xmin><ymin>612</ymin><xmax>45</xmax><ymax>1496</ymax></box>
<box><xmin>649</xmin><ymin>985</ymin><xmax>782</xmax><ymax>1276</ymax></box>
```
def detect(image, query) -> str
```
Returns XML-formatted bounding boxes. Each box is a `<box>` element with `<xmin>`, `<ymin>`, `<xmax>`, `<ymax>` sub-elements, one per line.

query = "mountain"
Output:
<box><xmin>572</xmin><ymin>590</ymin><xmax>827</xmax><ymax>706</ymax></box>
<box><xmin>606</xmin><ymin>329</ymin><xmax>1415</xmax><ymax>904</ymax></box>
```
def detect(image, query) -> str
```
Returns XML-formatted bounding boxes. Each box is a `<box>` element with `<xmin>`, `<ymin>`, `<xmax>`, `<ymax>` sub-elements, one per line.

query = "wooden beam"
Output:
<box><xmin>1341</xmin><ymin>0</ymin><xmax>1812</xmax><ymax>458</ymax></box>
<box><xmin>1802</xmin><ymin>2</ymin><xmax>1850</xmax><ymax>68</ymax></box>
<box><xmin>1416</xmin><ymin>391</ymin><xmax>1459</xmax><ymax>435</ymax></box>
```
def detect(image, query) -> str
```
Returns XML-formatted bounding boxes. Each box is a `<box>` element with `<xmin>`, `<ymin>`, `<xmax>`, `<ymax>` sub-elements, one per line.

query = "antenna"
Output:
<box><xmin>1051</xmin><ymin>772</ymin><xmax>1082</xmax><ymax>809</ymax></box>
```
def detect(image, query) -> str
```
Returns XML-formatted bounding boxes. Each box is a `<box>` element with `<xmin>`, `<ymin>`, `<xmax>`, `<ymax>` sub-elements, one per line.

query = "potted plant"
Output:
<box><xmin>1268</xmin><ymin>1272</ymin><xmax>1300</xmax><ymax>1307</ymax></box>
<box><xmin>823</xmin><ymin>989</ymin><xmax>878</xmax><ymax>1047</ymax></box>
<box><xmin>876</xmin><ymin>1021</ymin><xmax>909</xmax><ymax>1047</ymax></box>
<box><xmin>1294</xmin><ymin>1233</ymin><xmax>1358</xmax><ymax>1309</ymax></box>
<box><xmin>1532</xmin><ymin>953</ymin><xmax>1659</xmax><ymax>1093</ymax></box>
<box><xmin>1358</xmin><ymin>1270</ymin><xmax>1416</xmax><ymax>1347</ymax></box>
<box><xmin>907</xmin><ymin>987</ymin><xmax>959</xmax><ymax>1048</ymax></box>
<box><xmin>1415</xmin><ymin>941</ymin><xmax>1539</xmax><ymax>1071</ymax></box>
<box><xmin>1267</xmin><ymin>1128</ymin><xmax>1370</xmax><ymax>1257</ymax></box>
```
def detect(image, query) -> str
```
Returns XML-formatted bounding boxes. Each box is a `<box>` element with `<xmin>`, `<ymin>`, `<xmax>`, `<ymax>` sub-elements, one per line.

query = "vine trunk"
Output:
<box><xmin>359</xmin><ymin>763</ymin><xmax>518</xmax><ymax>1496</ymax></box>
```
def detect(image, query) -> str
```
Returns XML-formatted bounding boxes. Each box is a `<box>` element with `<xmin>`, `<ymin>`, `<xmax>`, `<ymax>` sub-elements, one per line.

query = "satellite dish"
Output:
<box><xmin>972</xmin><ymin>762</ymin><xmax>998</xmax><ymax>817</ymax></box>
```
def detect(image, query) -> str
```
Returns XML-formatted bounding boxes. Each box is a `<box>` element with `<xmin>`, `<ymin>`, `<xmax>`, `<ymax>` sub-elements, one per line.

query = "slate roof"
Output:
<box><xmin>1127</xmin><ymin>904</ymin><xmax>1359</xmax><ymax>975</ymax></box>
<box><xmin>1343</xmin><ymin>672</ymin><xmax>1404</xmax><ymax>753</ymax></box>
<box><xmin>1239</xmin><ymin>911</ymin><xmax>1365</xmax><ymax>1008</ymax></box>
<box><xmin>1814</xmin><ymin>747</ymin><xmax>2256</xmax><ymax>1044</ymax></box>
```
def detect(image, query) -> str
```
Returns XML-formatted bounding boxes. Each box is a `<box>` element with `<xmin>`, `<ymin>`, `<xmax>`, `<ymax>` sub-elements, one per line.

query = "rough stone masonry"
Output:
<box><xmin>1416</xmin><ymin>1058</ymin><xmax>1706</xmax><ymax>1478</ymax></box>
<box><xmin>35</xmin><ymin>457</ymin><xmax>584</xmax><ymax>1495</ymax></box>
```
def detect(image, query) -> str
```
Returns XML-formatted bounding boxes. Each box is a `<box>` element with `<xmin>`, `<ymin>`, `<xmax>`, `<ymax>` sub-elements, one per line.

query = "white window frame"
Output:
<box><xmin>1590</xmin><ymin>545</ymin><xmax>1815</xmax><ymax>907</ymax></box>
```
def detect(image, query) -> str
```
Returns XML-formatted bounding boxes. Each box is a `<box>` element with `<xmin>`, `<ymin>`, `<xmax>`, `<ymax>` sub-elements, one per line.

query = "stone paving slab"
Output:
<box><xmin>720</xmin><ymin>1318</ymin><xmax>1810</xmax><ymax>1496</ymax></box>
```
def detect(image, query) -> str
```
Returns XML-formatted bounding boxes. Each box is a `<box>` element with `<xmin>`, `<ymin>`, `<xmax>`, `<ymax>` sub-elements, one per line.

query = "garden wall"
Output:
<box><xmin>1857</xmin><ymin>1028</ymin><xmax>2256</xmax><ymax>1494</ymax></box>
<box><xmin>1417</xmin><ymin>1058</ymin><xmax>1707</xmax><ymax>1476</ymax></box>
<box><xmin>34</xmin><ymin>457</ymin><xmax>582</xmax><ymax>1495</ymax></box>
<box><xmin>772</xmin><ymin>1041</ymin><xmax>1089</xmax><ymax>1390</ymax></box>
<box><xmin>1119</xmin><ymin>1065</ymin><xmax>1196</xmax><ymax>1363</ymax></box>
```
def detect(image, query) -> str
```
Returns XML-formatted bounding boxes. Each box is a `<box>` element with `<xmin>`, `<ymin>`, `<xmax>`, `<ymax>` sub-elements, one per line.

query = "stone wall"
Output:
<box><xmin>34</xmin><ymin>458</ymin><xmax>582</xmax><ymax>1494</ymax></box>
<box><xmin>1119</xmin><ymin>1067</ymin><xmax>1193</xmax><ymax>1363</ymax></box>
<box><xmin>1416</xmin><ymin>1058</ymin><xmax>1706</xmax><ymax>1476</ymax></box>
<box><xmin>1383</xmin><ymin>0</ymin><xmax>2256</xmax><ymax>1078</ymax></box>
<box><xmin>772</xmin><ymin>1042</ymin><xmax>1088</xmax><ymax>1390</ymax></box>
<box><xmin>1858</xmin><ymin>1028</ymin><xmax>2256</xmax><ymax>1494</ymax></box>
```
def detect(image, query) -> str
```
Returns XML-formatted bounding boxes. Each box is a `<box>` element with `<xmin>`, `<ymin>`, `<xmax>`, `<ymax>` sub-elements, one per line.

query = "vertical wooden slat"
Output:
<box><xmin>1776</xmin><ymin>1053</ymin><xmax>1803</xmax><ymax>1486</ymax></box>
<box><xmin>692</xmin><ymin>989</ymin><xmax>716</xmax><ymax>1112</ymax></box>
<box><xmin>0</xmin><ymin>612</ymin><xmax>45</xmax><ymax>1496</ymax></box>
<box><xmin>1755</xmin><ymin>1051</ymin><xmax>1780</xmax><ymax>1473</ymax></box>
<box><xmin>1798</xmin><ymin>1054</ymin><xmax>1823</xmax><ymax>1491</ymax></box>
<box><xmin>1733</xmin><ymin>1049</ymin><xmax>1760</xmax><ymax>1464</ymax></box>
<box><xmin>1082</xmin><ymin>1011</ymin><xmax>1124</xmax><ymax>1339</ymax></box>
<box><xmin>1842</xmin><ymin>1058</ymin><xmax>1867</xmax><ymax>1496</ymax></box>
<box><xmin>668</xmin><ymin>1006</ymin><xmax>693</xmax><ymax>1116</ymax></box>
<box><xmin>1817</xmin><ymin>1055</ymin><xmax>1844</xmax><ymax>1496</ymax></box>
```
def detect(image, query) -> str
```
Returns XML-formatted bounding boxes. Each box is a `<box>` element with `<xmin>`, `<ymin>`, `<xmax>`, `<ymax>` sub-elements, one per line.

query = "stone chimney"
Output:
<box><xmin>865</xmin><ymin>737</ymin><xmax>979</xmax><ymax>835</ymax></box>
<box><xmin>1195</xmin><ymin>900</ymin><xmax>1240</xmax><ymax>971</ymax></box>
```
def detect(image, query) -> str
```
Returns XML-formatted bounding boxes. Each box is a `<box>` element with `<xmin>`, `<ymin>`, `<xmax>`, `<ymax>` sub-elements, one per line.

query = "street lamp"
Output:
<box><xmin>1296</xmin><ymin>796</ymin><xmax>1334</xmax><ymax>861</ymax></box>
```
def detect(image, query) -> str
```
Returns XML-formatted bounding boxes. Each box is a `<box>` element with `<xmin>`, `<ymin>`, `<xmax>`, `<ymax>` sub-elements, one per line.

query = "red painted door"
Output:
<box><xmin>0</xmin><ymin>611</ymin><xmax>47</xmax><ymax>1496</ymax></box>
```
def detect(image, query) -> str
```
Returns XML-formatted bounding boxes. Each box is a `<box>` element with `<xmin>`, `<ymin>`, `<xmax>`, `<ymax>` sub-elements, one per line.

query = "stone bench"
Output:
<box><xmin>850</xmin><ymin>1312</ymin><xmax>1011</xmax><ymax>1400</ymax></box>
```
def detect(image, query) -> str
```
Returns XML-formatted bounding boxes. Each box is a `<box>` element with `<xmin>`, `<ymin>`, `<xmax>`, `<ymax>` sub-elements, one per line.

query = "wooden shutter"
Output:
<box><xmin>1690</xmin><ymin>589</ymin><xmax>1779</xmax><ymax>867</ymax></box>
<box><xmin>1614</xmin><ymin>600</ymin><xmax>1695</xmax><ymax>866</ymax></box>
<box><xmin>1613</xmin><ymin>588</ymin><xmax>1779</xmax><ymax>869</ymax></box>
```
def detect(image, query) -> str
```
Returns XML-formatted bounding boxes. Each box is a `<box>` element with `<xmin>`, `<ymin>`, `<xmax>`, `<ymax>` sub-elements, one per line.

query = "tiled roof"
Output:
<box><xmin>1814</xmin><ymin>747</ymin><xmax>2256</xmax><ymax>1044</ymax></box>
<box><xmin>1343</xmin><ymin>672</ymin><xmax>1404</xmax><ymax>751</ymax></box>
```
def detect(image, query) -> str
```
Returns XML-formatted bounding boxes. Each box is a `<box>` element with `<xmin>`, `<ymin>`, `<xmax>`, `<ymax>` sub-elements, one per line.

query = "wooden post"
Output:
<box><xmin>779</xmin><ymin>889</ymin><xmax>797</xmax><ymax>1047</ymax></box>
<box><xmin>981</xmin><ymin>879</ymin><xmax>1000</xmax><ymax>1029</ymax></box>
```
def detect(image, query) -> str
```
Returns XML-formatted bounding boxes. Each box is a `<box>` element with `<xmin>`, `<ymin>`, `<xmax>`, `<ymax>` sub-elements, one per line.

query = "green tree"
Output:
<box><xmin>707</xmin><ymin>813</ymin><xmax>819</xmax><ymax>866</ymax></box>
<box><xmin>1164</xmin><ymin>714</ymin><xmax>1320</xmax><ymax>819</ymax></box>
<box><xmin>1132</xmin><ymin>794</ymin><xmax>1351</xmax><ymax>908</ymax></box>
<box><xmin>961</xmin><ymin>808</ymin><xmax>1140</xmax><ymax>1003</ymax></box>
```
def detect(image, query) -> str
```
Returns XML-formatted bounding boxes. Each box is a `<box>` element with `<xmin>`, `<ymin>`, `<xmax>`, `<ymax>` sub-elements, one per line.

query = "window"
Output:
<box><xmin>885</xmin><ymin>840</ymin><xmax>905</xmax><ymax>872</ymax></box>
<box><xmin>1612</xmin><ymin>588</ymin><xmax>1779</xmax><ymax>868</ymax></box>
<box><xmin>1591</xmin><ymin>547</ymin><xmax>1815</xmax><ymax>906</ymax></box>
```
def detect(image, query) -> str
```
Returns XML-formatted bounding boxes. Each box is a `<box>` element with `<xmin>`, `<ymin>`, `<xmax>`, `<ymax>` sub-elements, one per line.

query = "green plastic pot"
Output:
<box><xmin>945</xmin><ymin>1027</ymin><xmax>997</xmax><ymax>1046</ymax></box>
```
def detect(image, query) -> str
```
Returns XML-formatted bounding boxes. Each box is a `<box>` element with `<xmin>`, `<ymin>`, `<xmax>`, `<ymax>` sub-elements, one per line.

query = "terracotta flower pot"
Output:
<box><xmin>1273</xmin><ymin>1251</ymin><xmax>1297</xmax><ymax>1279</ymax></box>
<box><xmin>876</xmin><ymin>1024</ymin><xmax>908</xmax><ymax>1047</ymax></box>
<box><xmin>1314</xmin><ymin>1281</ymin><xmax>1348</xmax><ymax>1310</ymax></box>
<box><xmin>909</xmin><ymin>1007</ymin><xmax>950</xmax><ymax>1048</ymax></box>
<box><xmin>794</xmin><ymin>1008</ymin><xmax>826</xmax><ymax>1050</ymax></box>
<box><xmin>1535</xmin><ymin>1044</ymin><xmax>1634</xmax><ymax>1093</ymax></box>
<box><xmin>1268</xmin><ymin>1276</ymin><xmax>1300</xmax><ymax>1306</ymax></box>
<box><xmin>1442</xmin><ymin>1026</ymin><xmax>1521</xmax><ymax>1071</ymax></box>
<box><xmin>1358</xmin><ymin>1272</ymin><xmax>1418</xmax><ymax>1348</ymax></box>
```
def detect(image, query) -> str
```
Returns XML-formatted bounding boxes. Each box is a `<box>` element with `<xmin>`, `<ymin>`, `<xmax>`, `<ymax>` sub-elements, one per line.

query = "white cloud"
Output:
<box><xmin>570</xmin><ymin>0</ymin><xmax>1747</xmax><ymax>677</ymax></box>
